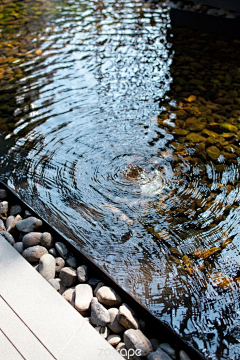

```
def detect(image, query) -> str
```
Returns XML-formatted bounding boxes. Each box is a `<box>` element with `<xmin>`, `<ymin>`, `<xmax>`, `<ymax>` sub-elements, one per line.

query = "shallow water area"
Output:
<box><xmin>1</xmin><ymin>0</ymin><xmax>240</xmax><ymax>358</ymax></box>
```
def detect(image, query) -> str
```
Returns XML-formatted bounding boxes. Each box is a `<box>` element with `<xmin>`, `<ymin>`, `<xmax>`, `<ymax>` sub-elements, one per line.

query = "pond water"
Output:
<box><xmin>1</xmin><ymin>0</ymin><xmax>240</xmax><ymax>358</ymax></box>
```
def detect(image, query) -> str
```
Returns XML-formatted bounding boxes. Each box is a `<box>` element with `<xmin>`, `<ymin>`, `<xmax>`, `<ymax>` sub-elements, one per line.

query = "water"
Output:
<box><xmin>1</xmin><ymin>0</ymin><xmax>240</xmax><ymax>358</ymax></box>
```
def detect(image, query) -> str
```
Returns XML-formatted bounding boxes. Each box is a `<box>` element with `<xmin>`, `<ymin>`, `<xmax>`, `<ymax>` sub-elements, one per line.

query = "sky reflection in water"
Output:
<box><xmin>0</xmin><ymin>0</ymin><xmax>240</xmax><ymax>358</ymax></box>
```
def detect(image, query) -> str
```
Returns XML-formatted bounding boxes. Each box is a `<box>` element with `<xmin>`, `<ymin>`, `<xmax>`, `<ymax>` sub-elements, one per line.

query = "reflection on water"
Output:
<box><xmin>1</xmin><ymin>0</ymin><xmax>240</xmax><ymax>358</ymax></box>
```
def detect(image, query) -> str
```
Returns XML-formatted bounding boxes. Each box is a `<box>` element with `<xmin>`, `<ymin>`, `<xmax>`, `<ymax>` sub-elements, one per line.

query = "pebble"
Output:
<box><xmin>48</xmin><ymin>278</ymin><xmax>61</xmax><ymax>291</ymax></box>
<box><xmin>6</xmin><ymin>214</ymin><xmax>22</xmax><ymax>233</ymax></box>
<box><xmin>66</xmin><ymin>255</ymin><xmax>77</xmax><ymax>268</ymax></box>
<box><xmin>206</xmin><ymin>145</ymin><xmax>220</xmax><ymax>161</ymax></box>
<box><xmin>59</xmin><ymin>267</ymin><xmax>77</xmax><ymax>287</ymax></box>
<box><xmin>108</xmin><ymin>308</ymin><xmax>125</xmax><ymax>333</ymax></box>
<box><xmin>179</xmin><ymin>350</ymin><xmax>192</xmax><ymax>360</ymax></box>
<box><xmin>90</xmin><ymin>297</ymin><xmax>110</xmax><ymax>326</ymax></box>
<box><xmin>22</xmin><ymin>232</ymin><xmax>42</xmax><ymax>249</ymax></box>
<box><xmin>118</xmin><ymin>303</ymin><xmax>139</xmax><ymax>330</ymax></box>
<box><xmin>40</xmin><ymin>232</ymin><xmax>53</xmax><ymax>249</ymax></box>
<box><xmin>95</xmin><ymin>326</ymin><xmax>110</xmax><ymax>339</ymax></box>
<box><xmin>16</xmin><ymin>217</ymin><xmax>42</xmax><ymax>233</ymax></box>
<box><xmin>0</xmin><ymin>201</ymin><xmax>8</xmax><ymax>220</ymax></box>
<box><xmin>77</xmin><ymin>265</ymin><xmax>88</xmax><ymax>283</ymax></box>
<box><xmin>0</xmin><ymin>219</ymin><xmax>6</xmax><ymax>231</ymax></box>
<box><xmin>22</xmin><ymin>245</ymin><xmax>48</xmax><ymax>262</ymax></box>
<box><xmin>159</xmin><ymin>343</ymin><xmax>176</xmax><ymax>359</ymax></box>
<box><xmin>124</xmin><ymin>329</ymin><xmax>152</xmax><ymax>357</ymax></box>
<box><xmin>96</xmin><ymin>286</ymin><xmax>122</xmax><ymax>307</ymax></box>
<box><xmin>0</xmin><ymin>230</ymin><xmax>15</xmax><ymax>246</ymax></box>
<box><xmin>38</xmin><ymin>254</ymin><xmax>56</xmax><ymax>280</ymax></box>
<box><xmin>107</xmin><ymin>334</ymin><xmax>121</xmax><ymax>346</ymax></box>
<box><xmin>62</xmin><ymin>287</ymin><xmax>75</xmax><ymax>306</ymax></box>
<box><xmin>147</xmin><ymin>347</ymin><xmax>172</xmax><ymax>360</ymax></box>
<box><xmin>10</xmin><ymin>204</ymin><xmax>22</xmax><ymax>216</ymax></box>
<box><xmin>75</xmin><ymin>284</ymin><xmax>93</xmax><ymax>312</ymax></box>
<box><xmin>49</xmin><ymin>248</ymin><xmax>57</xmax><ymax>257</ymax></box>
<box><xmin>0</xmin><ymin>189</ymin><xmax>7</xmax><ymax>200</ymax></box>
<box><xmin>94</xmin><ymin>281</ymin><xmax>105</xmax><ymax>296</ymax></box>
<box><xmin>55</xmin><ymin>242</ymin><xmax>69</xmax><ymax>259</ymax></box>
<box><xmin>55</xmin><ymin>257</ymin><xmax>65</xmax><ymax>273</ymax></box>
<box><xmin>14</xmin><ymin>242</ymin><xmax>23</xmax><ymax>254</ymax></box>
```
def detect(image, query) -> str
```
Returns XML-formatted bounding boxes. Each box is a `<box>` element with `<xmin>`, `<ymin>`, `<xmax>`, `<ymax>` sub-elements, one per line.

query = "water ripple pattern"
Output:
<box><xmin>1</xmin><ymin>0</ymin><xmax>240</xmax><ymax>359</ymax></box>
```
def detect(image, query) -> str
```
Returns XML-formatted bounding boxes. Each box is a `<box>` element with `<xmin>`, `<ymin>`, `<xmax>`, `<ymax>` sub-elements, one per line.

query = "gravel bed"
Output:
<box><xmin>0</xmin><ymin>187</ymin><xmax>193</xmax><ymax>360</ymax></box>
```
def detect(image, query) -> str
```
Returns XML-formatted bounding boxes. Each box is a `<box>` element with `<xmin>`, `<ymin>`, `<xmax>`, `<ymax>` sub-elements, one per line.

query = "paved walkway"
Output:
<box><xmin>0</xmin><ymin>237</ymin><xmax>122</xmax><ymax>360</ymax></box>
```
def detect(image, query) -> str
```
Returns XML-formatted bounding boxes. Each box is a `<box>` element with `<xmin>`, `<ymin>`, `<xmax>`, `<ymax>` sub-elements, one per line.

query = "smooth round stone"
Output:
<box><xmin>96</xmin><ymin>286</ymin><xmax>122</xmax><ymax>307</ymax></box>
<box><xmin>66</xmin><ymin>255</ymin><xmax>77</xmax><ymax>268</ymax></box>
<box><xmin>107</xmin><ymin>334</ymin><xmax>121</xmax><ymax>346</ymax></box>
<box><xmin>124</xmin><ymin>329</ymin><xmax>152</xmax><ymax>357</ymax></box>
<box><xmin>22</xmin><ymin>245</ymin><xmax>48</xmax><ymax>262</ymax></box>
<box><xmin>62</xmin><ymin>288</ymin><xmax>75</xmax><ymax>306</ymax></box>
<box><xmin>22</xmin><ymin>232</ymin><xmax>42</xmax><ymax>249</ymax></box>
<box><xmin>75</xmin><ymin>284</ymin><xmax>93</xmax><ymax>313</ymax></box>
<box><xmin>6</xmin><ymin>214</ymin><xmax>22</xmax><ymax>233</ymax></box>
<box><xmin>14</xmin><ymin>242</ymin><xmax>23</xmax><ymax>254</ymax></box>
<box><xmin>49</xmin><ymin>248</ymin><xmax>57</xmax><ymax>257</ymax></box>
<box><xmin>108</xmin><ymin>308</ymin><xmax>125</xmax><ymax>334</ymax></box>
<box><xmin>39</xmin><ymin>254</ymin><xmax>56</xmax><ymax>280</ymax></box>
<box><xmin>40</xmin><ymin>232</ymin><xmax>53</xmax><ymax>249</ymax></box>
<box><xmin>159</xmin><ymin>343</ymin><xmax>176</xmax><ymax>360</ymax></box>
<box><xmin>0</xmin><ymin>231</ymin><xmax>15</xmax><ymax>246</ymax></box>
<box><xmin>10</xmin><ymin>205</ymin><xmax>22</xmax><ymax>216</ymax></box>
<box><xmin>206</xmin><ymin>145</ymin><xmax>220</xmax><ymax>161</ymax></box>
<box><xmin>16</xmin><ymin>217</ymin><xmax>42</xmax><ymax>233</ymax></box>
<box><xmin>0</xmin><ymin>201</ymin><xmax>8</xmax><ymax>220</ymax></box>
<box><xmin>48</xmin><ymin>278</ymin><xmax>61</xmax><ymax>291</ymax></box>
<box><xmin>118</xmin><ymin>303</ymin><xmax>139</xmax><ymax>330</ymax></box>
<box><xmin>59</xmin><ymin>267</ymin><xmax>77</xmax><ymax>287</ymax></box>
<box><xmin>55</xmin><ymin>257</ymin><xmax>65</xmax><ymax>273</ymax></box>
<box><xmin>90</xmin><ymin>297</ymin><xmax>110</xmax><ymax>326</ymax></box>
<box><xmin>179</xmin><ymin>350</ymin><xmax>192</xmax><ymax>360</ymax></box>
<box><xmin>0</xmin><ymin>219</ymin><xmax>6</xmax><ymax>231</ymax></box>
<box><xmin>147</xmin><ymin>347</ymin><xmax>172</xmax><ymax>360</ymax></box>
<box><xmin>55</xmin><ymin>242</ymin><xmax>69</xmax><ymax>259</ymax></box>
<box><xmin>94</xmin><ymin>281</ymin><xmax>104</xmax><ymax>296</ymax></box>
<box><xmin>0</xmin><ymin>189</ymin><xmax>7</xmax><ymax>200</ymax></box>
<box><xmin>95</xmin><ymin>326</ymin><xmax>110</xmax><ymax>339</ymax></box>
<box><xmin>77</xmin><ymin>265</ymin><xmax>88</xmax><ymax>283</ymax></box>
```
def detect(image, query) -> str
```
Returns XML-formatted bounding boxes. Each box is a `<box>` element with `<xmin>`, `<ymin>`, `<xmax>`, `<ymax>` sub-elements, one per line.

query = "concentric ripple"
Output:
<box><xmin>1</xmin><ymin>0</ymin><xmax>240</xmax><ymax>359</ymax></box>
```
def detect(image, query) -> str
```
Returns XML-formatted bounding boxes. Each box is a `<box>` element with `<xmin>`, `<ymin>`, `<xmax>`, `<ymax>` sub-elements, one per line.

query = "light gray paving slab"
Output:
<box><xmin>0</xmin><ymin>330</ymin><xmax>24</xmax><ymax>360</ymax></box>
<box><xmin>57</xmin><ymin>320</ymin><xmax>123</xmax><ymax>360</ymax></box>
<box><xmin>0</xmin><ymin>296</ymin><xmax>54</xmax><ymax>360</ymax></box>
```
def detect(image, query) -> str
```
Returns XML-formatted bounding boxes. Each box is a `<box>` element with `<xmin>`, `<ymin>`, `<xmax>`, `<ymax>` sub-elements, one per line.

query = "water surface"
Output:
<box><xmin>1</xmin><ymin>1</ymin><xmax>240</xmax><ymax>358</ymax></box>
